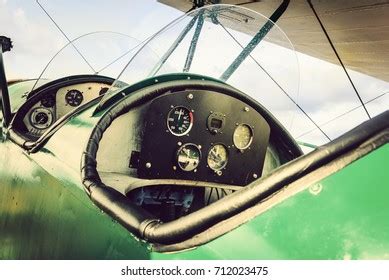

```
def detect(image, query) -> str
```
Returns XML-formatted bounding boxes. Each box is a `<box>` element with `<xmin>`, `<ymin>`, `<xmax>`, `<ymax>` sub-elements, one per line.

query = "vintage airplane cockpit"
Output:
<box><xmin>5</xmin><ymin>5</ymin><xmax>305</xmax><ymax>244</ymax></box>
<box><xmin>81</xmin><ymin>4</ymin><xmax>304</xmax><ymax>237</ymax></box>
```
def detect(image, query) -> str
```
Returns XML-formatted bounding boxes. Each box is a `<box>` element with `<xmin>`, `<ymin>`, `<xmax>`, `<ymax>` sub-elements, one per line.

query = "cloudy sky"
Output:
<box><xmin>1</xmin><ymin>0</ymin><xmax>388</xmax><ymax>148</ymax></box>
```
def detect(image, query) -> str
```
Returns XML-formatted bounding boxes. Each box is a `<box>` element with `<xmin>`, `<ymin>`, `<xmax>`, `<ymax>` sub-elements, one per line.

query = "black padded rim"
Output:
<box><xmin>79</xmin><ymin>75</ymin><xmax>389</xmax><ymax>246</ymax></box>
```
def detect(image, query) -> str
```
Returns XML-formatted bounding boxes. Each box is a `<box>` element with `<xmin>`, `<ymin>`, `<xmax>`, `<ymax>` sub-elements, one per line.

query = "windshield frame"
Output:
<box><xmin>96</xmin><ymin>2</ymin><xmax>297</xmax><ymax>116</ymax></box>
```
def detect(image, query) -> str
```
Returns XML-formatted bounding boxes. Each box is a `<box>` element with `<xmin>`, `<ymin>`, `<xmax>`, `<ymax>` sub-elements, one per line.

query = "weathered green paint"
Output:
<box><xmin>152</xmin><ymin>143</ymin><xmax>389</xmax><ymax>259</ymax></box>
<box><xmin>0</xmin><ymin>142</ymin><xmax>150</xmax><ymax>259</ymax></box>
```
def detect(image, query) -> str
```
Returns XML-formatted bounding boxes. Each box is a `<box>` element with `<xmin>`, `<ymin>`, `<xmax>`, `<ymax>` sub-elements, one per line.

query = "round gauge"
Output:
<box><xmin>29</xmin><ymin>107</ymin><xmax>54</xmax><ymax>129</ymax></box>
<box><xmin>167</xmin><ymin>106</ymin><xmax>193</xmax><ymax>136</ymax></box>
<box><xmin>233</xmin><ymin>124</ymin><xmax>253</xmax><ymax>150</ymax></box>
<box><xmin>177</xmin><ymin>143</ymin><xmax>201</xmax><ymax>172</ymax></box>
<box><xmin>207</xmin><ymin>144</ymin><xmax>228</xmax><ymax>171</ymax></box>
<box><xmin>41</xmin><ymin>94</ymin><xmax>55</xmax><ymax>108</ymax></box>
<box><xmin>65</xmin><ymin>89</ymin><xmax>83</xmax><ymax>107</ymax></box>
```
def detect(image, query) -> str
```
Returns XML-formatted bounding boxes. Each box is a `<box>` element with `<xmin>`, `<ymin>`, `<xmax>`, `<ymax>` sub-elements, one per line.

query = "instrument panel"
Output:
<box><xmin>136</xmin><ymin>90</ymin><xmax>270</xmax><ymax>186</ymax></box>
<box><xmin>22</xmin><ymin>82</ymin><xmax>110</xmax><ymax>137</ymax></box>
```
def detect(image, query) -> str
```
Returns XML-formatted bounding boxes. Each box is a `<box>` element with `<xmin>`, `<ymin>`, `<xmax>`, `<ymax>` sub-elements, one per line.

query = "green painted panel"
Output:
<box><xmin>152</xmin><ymin>143</ymin><xmax>389</xmax><ymax>259</ymax></box>
<box><xmin>0</xmin><ymin>142</ymin><xmax>150</xmax><ymax>259</ymax></box>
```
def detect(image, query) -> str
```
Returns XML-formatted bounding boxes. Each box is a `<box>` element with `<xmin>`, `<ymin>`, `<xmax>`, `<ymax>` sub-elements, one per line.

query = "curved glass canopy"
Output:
<box><xmin>103</xmin><ymin>4</ymin><xmax>300</xmax><ymax>129</ymax></box>
<box><xmin>32</xmin><ymin>31</ymin><xmax>152</xmax><ymax>92</ymax></box>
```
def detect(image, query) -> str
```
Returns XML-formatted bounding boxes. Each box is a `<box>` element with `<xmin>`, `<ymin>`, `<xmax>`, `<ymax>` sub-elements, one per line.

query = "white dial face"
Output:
<box><xmin>207</xmin><ymin>144</ymin><xmax>228</xmax><ymax>171</ymax></box>
<box><xmin>233</xmin><ymin>124</ymin><xmax>253</xmax><ymax>150</ymax></box>
<box><xmin>29</xmin><ymin>107</ymin><xmax>54</xmax><ymax>130</ymax></box>
<box><xmin>167</xmin><ymin>106</ymin><xmax>193</xmax><ymax>136</ymax></box>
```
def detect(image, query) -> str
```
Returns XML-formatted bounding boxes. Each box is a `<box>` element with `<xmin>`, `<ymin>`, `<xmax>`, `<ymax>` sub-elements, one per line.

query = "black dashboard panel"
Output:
<box><xmin>138</xmin><ymin>89</ymin><xmax>270</xmax><ymax>186</ymax></box>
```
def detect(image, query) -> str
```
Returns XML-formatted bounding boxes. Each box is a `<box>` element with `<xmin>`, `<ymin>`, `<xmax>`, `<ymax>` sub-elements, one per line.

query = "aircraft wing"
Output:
<box><xmin>158</xmin><ymin>0</ymin><xmax>389</xmax><ymax>82</ymax></box>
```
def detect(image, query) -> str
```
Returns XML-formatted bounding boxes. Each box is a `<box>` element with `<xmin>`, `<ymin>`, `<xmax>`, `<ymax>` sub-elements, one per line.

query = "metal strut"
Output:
<box><xmin>183</xmin><ymin>10</ymin><xmax>205</xmax><ymax>72</ymax></box>
<box><xmin>220</xmin><ymin>0</ymin><xmax>290</xmax><ymax>81</ymax></box>
<box><xmin>148</xmin><ymin>14</ymin><xmax>200</xmax><ymax>77</ymax></box>
<box><xmin>0</xmin><ymin>36</ymin><xmax>12</xmax><ymax>128</ymax></box>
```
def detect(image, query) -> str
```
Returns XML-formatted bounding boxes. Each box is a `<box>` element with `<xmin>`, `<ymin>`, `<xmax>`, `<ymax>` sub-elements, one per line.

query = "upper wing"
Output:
<box><xmin>158</xmin><ymin>0</ymin><xmax>389</xmax><ymax>82</ymax></box>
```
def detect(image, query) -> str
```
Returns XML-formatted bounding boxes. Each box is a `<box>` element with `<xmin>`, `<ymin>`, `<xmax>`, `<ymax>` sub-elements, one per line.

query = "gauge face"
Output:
<box><xmin>167</xmin><ymin>106</ymin><xmax>193</xmax><ymax>136</ymax></box>
<box><xmin>29</xmin><ymin>107</ymin><xmax>54</xmax><ymax>129</ymax></box>
<box><xmin>207</xmin><ymin>144</ymin><xmax>228</xmax><ymax>171</ymax></box>
<box><xmin>233</xmin><ymin>124</ymin><xmax>253</xmax><ymax>150</ymax></box>
<box><xmin>41</xmin><ymin>94</ymin><xmax>56</xmax><ymax>108</ymax></box>
<box><xmin>177</xmin><ymin>143</ymin><xmax>201</xmax><ymax>171</ymax></box>
<box><xmin>65</xmin><ymin>89</ymin><xmax>83</xmax><ymax>107</ymax></box>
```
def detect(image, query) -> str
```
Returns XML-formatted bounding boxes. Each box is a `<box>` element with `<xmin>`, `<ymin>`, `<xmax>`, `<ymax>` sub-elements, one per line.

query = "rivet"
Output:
<box><xmin>145</xmin><ymin>162</ymin><xmax>152</xmax><ymax>169</ymax></box>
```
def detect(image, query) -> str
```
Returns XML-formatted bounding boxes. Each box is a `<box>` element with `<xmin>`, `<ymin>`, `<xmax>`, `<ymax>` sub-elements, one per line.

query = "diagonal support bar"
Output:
<box><xmin>183</xmin><ymin>10</ymin><xmax>204</xmax><ymax>72</ymax></box>
<box><xmin>148</xmin><ymin>14</ymin><xmax>200</xmax><ymax>77</ymax></box>
<box><xmin>220</xmin><ymin>0</ymin><xmax>290</xmax><ymax>81</ymax></box>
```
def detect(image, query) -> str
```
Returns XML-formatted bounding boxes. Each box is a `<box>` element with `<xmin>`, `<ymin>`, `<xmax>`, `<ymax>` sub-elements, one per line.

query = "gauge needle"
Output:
<box><xmin>178</xmin><ymin>109</ymin><xmax>183</xmax><ymax>120</ymax></box>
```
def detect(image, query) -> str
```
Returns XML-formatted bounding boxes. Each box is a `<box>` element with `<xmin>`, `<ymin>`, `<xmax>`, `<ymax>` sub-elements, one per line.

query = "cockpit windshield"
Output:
<box><xmin>31</xmin><ymin>31</ymin><xmax>148</xmax><ymax>92</ymax></box>
<box><xmin>101</xmin><ymin>4</ymin><xmax>300</xmax><ymax>130</ymax></box>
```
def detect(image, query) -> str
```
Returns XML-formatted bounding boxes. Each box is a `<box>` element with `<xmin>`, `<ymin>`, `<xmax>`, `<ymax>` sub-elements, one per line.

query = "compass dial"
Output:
<box><xmin>167</xmin><ymin>106</ymin><xmax>193</xmax><ymax>136</ymax></box>
<box><xmin>65</xmin><ymin>89</ymin><xmax>84</xmax><ymax>107</ymax></box>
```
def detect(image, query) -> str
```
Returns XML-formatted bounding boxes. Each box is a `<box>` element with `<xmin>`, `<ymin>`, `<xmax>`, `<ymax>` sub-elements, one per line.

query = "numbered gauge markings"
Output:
<box><xmin>167</xmin><ymin>106</ymin><xmax>193</xmax><ymax>136</ymax></box>
<box><xmin>65</xmin><ymin>89</ymin><xmax>84</xmax><ymax>107</ymax></box>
